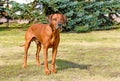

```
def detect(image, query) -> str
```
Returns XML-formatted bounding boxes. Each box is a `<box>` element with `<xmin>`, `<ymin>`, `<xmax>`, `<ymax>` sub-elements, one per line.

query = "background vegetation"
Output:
<box><xmin>0</xmin><ymin>0</ymin><xmax>120</xmax><ymax>32</ymax></box>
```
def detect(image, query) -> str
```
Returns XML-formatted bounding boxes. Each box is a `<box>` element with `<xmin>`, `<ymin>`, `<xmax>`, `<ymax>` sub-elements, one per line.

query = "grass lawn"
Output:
<box><xmin>0</xmin><ymin>28</ymin><xmax>120</xmax><ymax>81</ymax></box>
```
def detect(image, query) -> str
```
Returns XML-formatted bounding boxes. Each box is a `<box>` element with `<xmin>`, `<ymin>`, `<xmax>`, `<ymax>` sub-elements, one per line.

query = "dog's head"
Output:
<box><xmin>47</xmin><ymin>14</ymin><xmax>67</xmax><ymax>29</ymax></box>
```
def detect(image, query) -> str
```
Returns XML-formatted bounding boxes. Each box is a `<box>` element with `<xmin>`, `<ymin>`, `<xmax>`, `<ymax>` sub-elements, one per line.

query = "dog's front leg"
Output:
<box><xmin>51</xmin><ymin>47</ymin><xmax>57</xmax><ymax>73</ymax></box>
<box><xmin>43</xmin><ymin>47</ymin><xmax>51</xmax><ymax>75</ymax></box>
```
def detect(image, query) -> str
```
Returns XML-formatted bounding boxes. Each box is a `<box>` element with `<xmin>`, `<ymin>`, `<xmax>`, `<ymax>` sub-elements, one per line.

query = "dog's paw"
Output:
<box><xmin>22</xmin><ymin>64</ymin><xmax>27</xmax><ymax>68</ymax></box>
<box><xmin>45</xmin><ymin>70</ymin><xmax>51</xmax><ymax>75</ymax></box>
<box><xmin>51</xmin><ymin>69</ymin><xmax>57</xmax><ymax>74</ymax></box>
<box><xmin>36</xmin><ymin>63</ymin><xmax>41</xmax><ymax>67</ymax></box>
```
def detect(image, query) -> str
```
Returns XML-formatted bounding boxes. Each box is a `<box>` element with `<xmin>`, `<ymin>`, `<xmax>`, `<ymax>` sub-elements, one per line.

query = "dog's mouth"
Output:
<box><xmin>56</xmin><ymin>25</ymin><xmax>62</xmax><ymax>29</ymax></box>
<box><xmin>56</xmin><ymin>23</ymin><xmax>63</xmax><ymax>29</ymax></box>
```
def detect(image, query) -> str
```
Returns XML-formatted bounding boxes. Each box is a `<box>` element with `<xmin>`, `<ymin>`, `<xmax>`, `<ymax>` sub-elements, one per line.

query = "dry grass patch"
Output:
<box><xmin>0</xmin><ymin>29</ymin><xmax>120</xmax><ymax>81</ymax></box>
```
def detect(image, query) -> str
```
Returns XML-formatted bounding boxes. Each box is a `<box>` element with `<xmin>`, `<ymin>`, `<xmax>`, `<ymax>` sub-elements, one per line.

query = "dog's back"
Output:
<box><xmin>26</xmin><ymin>23</ymin><xmax>53</xmax><ymax>43</ymax></box>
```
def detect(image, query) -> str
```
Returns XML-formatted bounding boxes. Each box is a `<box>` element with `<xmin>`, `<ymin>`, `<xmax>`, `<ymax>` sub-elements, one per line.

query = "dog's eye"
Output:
<box><xmin>60</xmin><ymin>19</ymin><xmax>63</xmax><ymax>20</ymax></box>
<box><xmin>53</xmin><ymin>18</ymin><xmax>57</xmax><ymax>21</ymax></box>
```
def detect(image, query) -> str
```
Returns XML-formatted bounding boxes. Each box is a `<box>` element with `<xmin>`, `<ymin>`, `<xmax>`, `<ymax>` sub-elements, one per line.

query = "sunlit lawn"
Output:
<box><xmin>0</xmin><ymin>28</ymin><xmax>120</xmax><ymax>81</ymax></box>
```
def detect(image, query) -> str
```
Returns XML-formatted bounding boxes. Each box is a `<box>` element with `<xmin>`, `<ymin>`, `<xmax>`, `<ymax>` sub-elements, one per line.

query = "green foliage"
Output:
<box><xmin>1</xmin><ymin>0</ymin><xmax>120</xmax><ymax>32</ymax></box>
<box><xmin>9</xmin><ymin>1</ymin><xmax>46</xmax><ymax>23</ymax></box>
<box><xmin>74</xmin><ymin>26</ymin><xmax>90</xmax><ymax>33</ymax></box>
<box><xmin>35</xmin><ymin>0</ymin><xmax>120</xmax><ymax>32</ymax></box>
<box><xmin>0</xmin><ymin>1</ymin><xmax>11</xmax><ymax>17</ymax></box>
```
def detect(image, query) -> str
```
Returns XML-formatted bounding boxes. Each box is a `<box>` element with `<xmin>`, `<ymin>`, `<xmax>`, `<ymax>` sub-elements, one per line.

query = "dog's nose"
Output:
<box><xmin>58</xmin><ymin>23</ymin><xmax>62</xmax><ymax>27</ymax></box>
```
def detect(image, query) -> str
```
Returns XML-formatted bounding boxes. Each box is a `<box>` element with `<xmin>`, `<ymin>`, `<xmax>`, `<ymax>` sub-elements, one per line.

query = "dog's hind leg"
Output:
<box><xmin>23</xmin><ymin>39</ymin><xmax>32</xmax><ymax>68</ymax></box>
<box><xmin>35</xmin><ymin>40</ymin><xmax>41</xmax><ymax>67</ymax></box>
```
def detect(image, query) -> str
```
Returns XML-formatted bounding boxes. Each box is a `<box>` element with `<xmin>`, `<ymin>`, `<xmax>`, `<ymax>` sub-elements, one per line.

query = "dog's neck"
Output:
<box><xmin>48</xmin><ymin>24</ymin><xmax>60</xmax><ymax>45</ymax></box>
<box><xmin>49</xmin><ymin>23</ymin><xmax>60</xmax><ymax>33</ymax></box>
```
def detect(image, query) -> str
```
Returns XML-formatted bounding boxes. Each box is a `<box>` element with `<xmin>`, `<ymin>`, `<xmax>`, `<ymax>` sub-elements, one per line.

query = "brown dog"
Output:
<box><xmin>23</xmin><ymin>14</ymin><xmax>67</xmax><ymax>75</ymax></box>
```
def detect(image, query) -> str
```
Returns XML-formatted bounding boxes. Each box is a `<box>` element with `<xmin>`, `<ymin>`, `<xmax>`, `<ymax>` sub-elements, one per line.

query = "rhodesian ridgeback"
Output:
<box><xmin>23</xmin><ymin>13</ymin><xmax>67</xmax><ymax>75</ymax></box>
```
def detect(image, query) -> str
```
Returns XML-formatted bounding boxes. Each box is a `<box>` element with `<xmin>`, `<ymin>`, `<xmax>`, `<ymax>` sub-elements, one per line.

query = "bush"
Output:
<box><xmin>39</xmin><ymin>0</ymin><xmax>120</xmax><ymax>32</ymax></box>
<box><xmin>74</xmin><ymin>26</ymin><xmax>90</xmax><ymax>33</ymax></box>
<box><xmin>7</xmin><ymin>0</ymin><xmax>120</xmax><ymax>32</ymax></box>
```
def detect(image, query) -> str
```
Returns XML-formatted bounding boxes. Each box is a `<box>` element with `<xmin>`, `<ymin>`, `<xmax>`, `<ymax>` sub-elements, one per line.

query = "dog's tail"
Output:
<box><xmin>20</xmin><ymin>43</ymin><xmax>25</xmax><ymax>47</ymax></box>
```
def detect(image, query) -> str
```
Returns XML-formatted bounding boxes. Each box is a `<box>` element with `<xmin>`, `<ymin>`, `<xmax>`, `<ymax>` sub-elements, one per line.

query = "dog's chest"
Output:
<box><xmin>43</xmin><ymin>27</ymin><xmax>60</xmax><ymax>47</ymax></box>
<box><xmin>50</xmin><ymin>34</ymin><xmax>58</xmax><ymax>44</ymax></box>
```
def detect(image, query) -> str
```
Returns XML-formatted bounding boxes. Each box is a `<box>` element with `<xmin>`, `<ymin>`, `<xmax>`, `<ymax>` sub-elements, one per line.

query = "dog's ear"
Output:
<box><xmin>47</xmin><ymin>14</ymin><xmax>54</xmax><ymax>23</ymax></box>
<box><xmin>62</xmin><ymin>15</ymin><xmax>67</xmax><ymax>25</ymax></box>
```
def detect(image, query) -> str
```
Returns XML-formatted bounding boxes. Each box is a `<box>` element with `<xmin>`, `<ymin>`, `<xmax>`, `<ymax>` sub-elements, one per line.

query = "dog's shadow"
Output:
<box><xmin>55</xmin><ymin>59</ymin><xmax>91</xmax><ymax>71</ymax></box>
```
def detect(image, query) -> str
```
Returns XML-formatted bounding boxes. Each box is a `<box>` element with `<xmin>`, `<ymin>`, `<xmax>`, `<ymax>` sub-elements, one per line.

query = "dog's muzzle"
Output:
<box><xmin>56</xmin><ymin>23</ymin><xmax>62</xmax><ymax>29</ymax></box>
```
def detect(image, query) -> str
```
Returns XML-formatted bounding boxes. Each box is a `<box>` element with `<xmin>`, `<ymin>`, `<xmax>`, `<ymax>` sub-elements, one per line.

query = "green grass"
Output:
<box><xmin>0</xmin><ymin>28</ymin><xmax>120</xmax><ymax>81</ymax></box>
